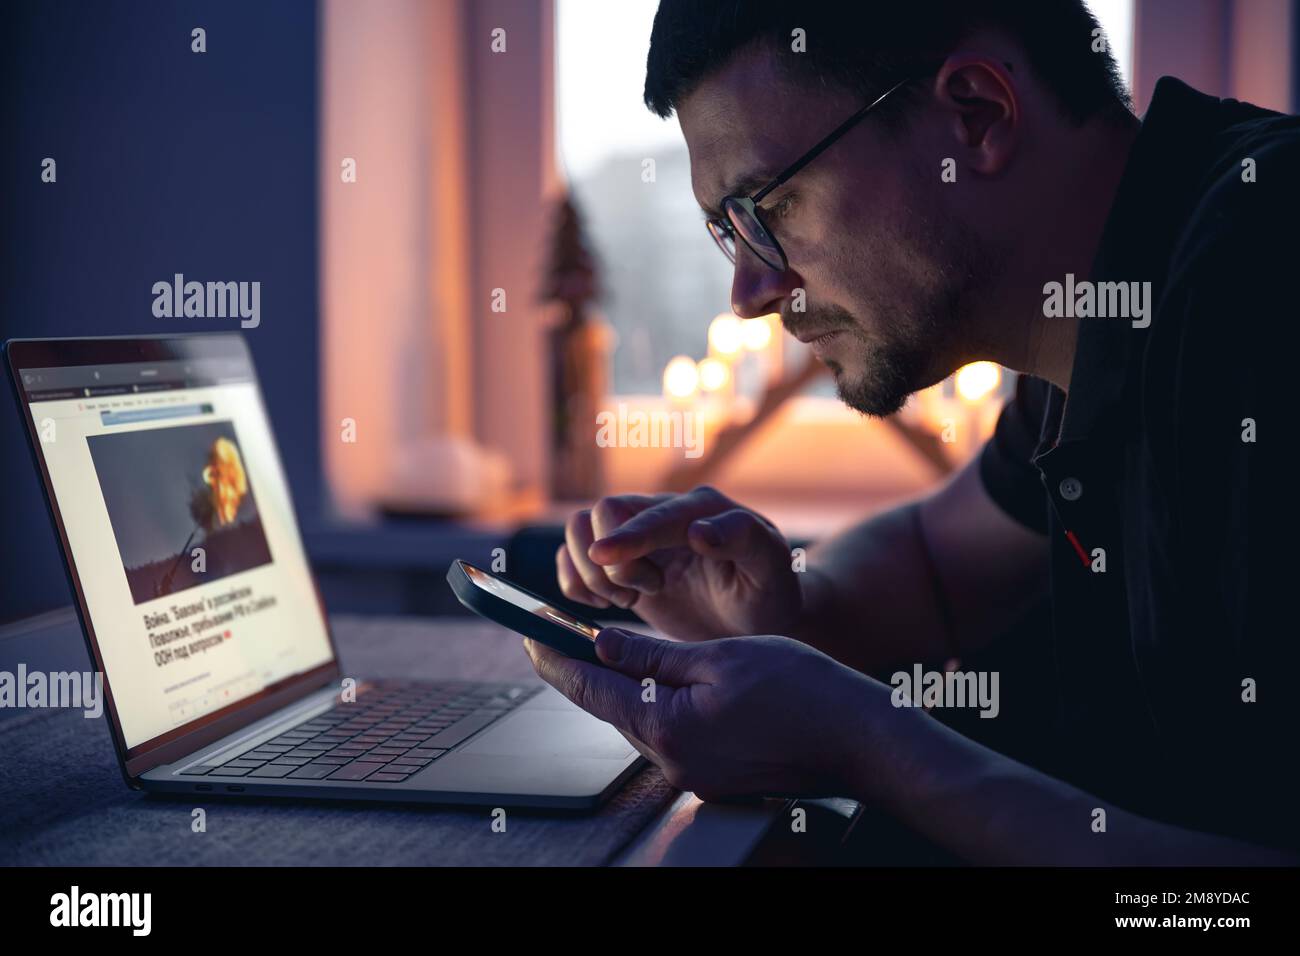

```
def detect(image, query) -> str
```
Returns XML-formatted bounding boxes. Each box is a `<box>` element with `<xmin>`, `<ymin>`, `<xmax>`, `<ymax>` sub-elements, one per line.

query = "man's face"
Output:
<box><xmin>679</xmin><ymin>45</ymin><xmax>997</xmax><ymax>416</ymax></box>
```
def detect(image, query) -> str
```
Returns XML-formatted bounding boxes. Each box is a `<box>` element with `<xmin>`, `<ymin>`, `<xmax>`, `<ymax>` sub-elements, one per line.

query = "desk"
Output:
<box><xmin>0</xmin><ymin>609</ymin><xmax>825</xmax><ymax>866</ymax></box>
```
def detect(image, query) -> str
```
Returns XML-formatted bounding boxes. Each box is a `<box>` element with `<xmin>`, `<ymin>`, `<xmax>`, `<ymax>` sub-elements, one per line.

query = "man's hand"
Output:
<box><xmin>525</xmin><ymin>629</ymin><xmax>1298</xmax><ymax>865</ymax></box>
<box><xmin>524</xmin><ymin>626</ymin><xmax>881</xmax><ymax>801</ymax></box>
<box><xmin>555</xmin><ymin>486</ymin><xmax>803</xmax><ymax>642</ymax></box>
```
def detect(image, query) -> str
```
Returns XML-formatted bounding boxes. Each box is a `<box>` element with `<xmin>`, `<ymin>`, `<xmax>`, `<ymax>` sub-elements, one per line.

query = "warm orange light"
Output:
<box><xmin>741</xmin><ymin>316</ymin><xmax>774</xmax><ymax>351</ymax></box>
<box><xmin>663</xmin><ymin>355</ymin><xmax>700</xmax><ymax>399</ymax></box>
<box><xmin>955</xmin><ymin>362</ymin><xmax>1001</xmax><ymax>403</ymax></box>
<box><xmin>697</xmin><ymin>357</ymin><xmax>731</xmax><ymax>392</ymax></box>
<box><xmin>708</xmin><ymin>314</ymin><xmax>743</xmax><ymax>356</ymax></box>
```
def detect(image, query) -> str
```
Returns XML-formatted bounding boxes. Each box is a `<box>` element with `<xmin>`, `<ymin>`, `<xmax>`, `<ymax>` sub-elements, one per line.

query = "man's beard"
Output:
<box><xmin>782</xmin><ymin>214</ymin><xmax>991</xmax><ymax>418</ymax></box>
<box><xmin>828</xmin><ymin>329</ymin><xmax>921</xmax><ymax>417</ymax></box>
<box><xmin>783</xmin><ymin>297</ymin><xmax>956</xmax><ymax>418</ymax></box>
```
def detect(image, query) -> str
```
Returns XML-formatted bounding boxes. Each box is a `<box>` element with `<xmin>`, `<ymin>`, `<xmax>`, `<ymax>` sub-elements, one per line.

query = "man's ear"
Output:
<box><xmin>931</xmin><ymin>55</ymin><xmax>1019</xmax><ymax>176</ymax></box>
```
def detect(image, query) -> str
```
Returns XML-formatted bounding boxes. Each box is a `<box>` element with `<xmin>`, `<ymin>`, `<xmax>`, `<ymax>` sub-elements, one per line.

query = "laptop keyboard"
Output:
<box><xmin>180</xmin><ymin>680</ymin><xmax>539</xmax><ymax>784</ymax></box>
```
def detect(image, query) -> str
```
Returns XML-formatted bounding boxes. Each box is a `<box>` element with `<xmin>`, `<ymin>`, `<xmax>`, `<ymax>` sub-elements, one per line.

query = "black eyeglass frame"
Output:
<box><xmin>705</xmin><ymin>69</ymin><xmax>935</xmax><ymax>271</ymax></box>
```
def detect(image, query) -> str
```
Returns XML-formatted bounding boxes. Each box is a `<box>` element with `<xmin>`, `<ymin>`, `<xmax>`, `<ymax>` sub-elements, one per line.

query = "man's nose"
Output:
<box><xmin>729</xmin><ymin>244</ymin><xmax>799</xmax><ymax>320</ymax></box>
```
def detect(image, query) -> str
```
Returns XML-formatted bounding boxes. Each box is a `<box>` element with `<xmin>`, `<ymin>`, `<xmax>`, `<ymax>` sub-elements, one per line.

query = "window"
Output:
<box><xmin>556</xmin><ymin>0</ymin><xmax>731</xmax><ymax>396</ymax></box>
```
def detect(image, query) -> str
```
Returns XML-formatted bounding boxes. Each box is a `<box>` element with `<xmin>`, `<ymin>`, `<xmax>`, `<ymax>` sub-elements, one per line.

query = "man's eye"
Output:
<box><xmin>763</xmin><ymin>194</ymin><xmax>796</xmax><ymax>220</ymax></box>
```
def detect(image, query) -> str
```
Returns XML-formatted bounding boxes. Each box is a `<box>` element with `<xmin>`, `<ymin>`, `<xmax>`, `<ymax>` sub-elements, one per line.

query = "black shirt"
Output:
<box><xmin>979</xmin><ymin>77</ymin><xmax>1299</xmax><ymax>852</ymax></box>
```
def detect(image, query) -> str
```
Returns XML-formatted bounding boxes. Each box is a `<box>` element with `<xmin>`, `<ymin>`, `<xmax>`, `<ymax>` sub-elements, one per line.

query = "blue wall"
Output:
<box><xmin>0</xmin><ymin>1</ymin><xmax>321</xmax><ymax>622</ymax></box>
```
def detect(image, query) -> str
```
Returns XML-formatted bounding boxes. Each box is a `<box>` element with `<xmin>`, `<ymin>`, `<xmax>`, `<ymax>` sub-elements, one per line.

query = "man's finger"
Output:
<box><xmin>589</xmin><ymin>493</ymin><xmax>669</xmax><ymax>538</ymax></box>
<box><xmin>686</xmin><ymin>507</ymin><xmax>786</xmax><ymax>575</ymax></box>
<box><xmin>614</xmin><ymin>726</ymin><xmax>662</xmax><ymax>767</ymax></box>
<box><xmin>524</xmin><ymin>638</ymin><xmax>665</xmax><ymax>743</ymax></box>
<box><xmin>555</xmin><ymin>544</ymin><xmax>610</xmax><ymax>608</ymax></box>
<box><xmin>591</xmin><ymin>495</ymin><xmax>668</xmax><ymax>593</ymax></box>
<box><xmin>595</xmin><ymin>627</ymin><xmax>714</xmax><ymax>686</ymax></box>
<box><xmin>565</xmin><ymin>509</ymin><xmax>639</xmax><ymax>608</ymax></box>
<box><xmin>589</xmin><ymin>486</ymin><xmax>733</xmax><ymax>565</ymax></box>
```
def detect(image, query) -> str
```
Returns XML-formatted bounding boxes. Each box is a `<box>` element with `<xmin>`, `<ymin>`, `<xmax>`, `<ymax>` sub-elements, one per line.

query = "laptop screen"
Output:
<box><xmin>15</xmin><ymin>339</ymin><xmax>335</xmax><ymax>751</ymax></box>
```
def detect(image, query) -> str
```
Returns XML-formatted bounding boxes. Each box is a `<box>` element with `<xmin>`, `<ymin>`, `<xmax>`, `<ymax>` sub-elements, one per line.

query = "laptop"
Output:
<box><xmin>4</xmin><ymin>333</ymin><xmax>643</xmax><ymax>809</ymax></box>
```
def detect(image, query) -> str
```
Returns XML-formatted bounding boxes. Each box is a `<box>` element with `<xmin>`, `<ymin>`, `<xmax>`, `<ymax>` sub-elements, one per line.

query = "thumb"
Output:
<box><xmin>595</xmin><ymin>627</ymin><xmax>708</xmax><ymax>685</ymax></box>
<box><xmin>687</xmin><ymin>508</ymin><xmax>784</xmax><ymax>574</ymax></box>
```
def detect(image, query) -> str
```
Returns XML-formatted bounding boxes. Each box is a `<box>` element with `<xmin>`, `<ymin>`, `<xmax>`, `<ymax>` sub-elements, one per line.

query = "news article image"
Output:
<box><xmin>87</xmin><ymin>421</ymin><xmax>273</xmax><ymax>604</ymax></box>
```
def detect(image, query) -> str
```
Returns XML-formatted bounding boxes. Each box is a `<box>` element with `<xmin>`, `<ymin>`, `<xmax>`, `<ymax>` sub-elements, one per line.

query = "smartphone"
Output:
<box><xmin>446</xmin><ymin>559</ymin><xmax>603</xmax><ymax>663</ymax></box>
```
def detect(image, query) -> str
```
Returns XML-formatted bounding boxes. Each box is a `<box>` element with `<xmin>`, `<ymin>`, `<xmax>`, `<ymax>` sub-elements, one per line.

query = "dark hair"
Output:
<box><xmin>644</xmin><ymin>0</ymin><xmax>1131</xmax><ymax>125</ymax></box>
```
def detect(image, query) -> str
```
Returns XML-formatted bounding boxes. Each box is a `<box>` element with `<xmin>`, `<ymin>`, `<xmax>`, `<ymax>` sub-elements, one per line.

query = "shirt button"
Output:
<box><xmin>1059</xmin><ymin>477</ymin><xmax>1083</xmax><ymax>501</ymax></box>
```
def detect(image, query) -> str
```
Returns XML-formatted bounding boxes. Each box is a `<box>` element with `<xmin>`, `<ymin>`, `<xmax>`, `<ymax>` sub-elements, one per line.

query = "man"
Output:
<box><xmin>528</xmin><ymin>0</ymin><xmax>1296</xmax><ymax>863</ymax></box>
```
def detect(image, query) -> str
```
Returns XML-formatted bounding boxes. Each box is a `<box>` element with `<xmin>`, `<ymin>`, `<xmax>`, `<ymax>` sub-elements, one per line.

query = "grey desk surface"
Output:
<box><xmin>0</xmin><ymin>609</ymin><xmax>793</xmax><ymax>866</ymax></box>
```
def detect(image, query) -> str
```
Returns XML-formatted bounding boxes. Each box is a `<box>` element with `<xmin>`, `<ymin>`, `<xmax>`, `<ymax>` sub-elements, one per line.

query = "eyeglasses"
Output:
<box><xmin>705</xmin><ymin>72</ymin><xmax>929</xmax><ymax>272</ymax></box>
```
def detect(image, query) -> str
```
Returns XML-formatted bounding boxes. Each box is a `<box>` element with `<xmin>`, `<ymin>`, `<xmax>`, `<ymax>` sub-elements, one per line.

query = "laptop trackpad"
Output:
<box><xmin>458</xmin><ymin>710</ymin><xmax>636</xmax><ymax>760</ymax></box>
